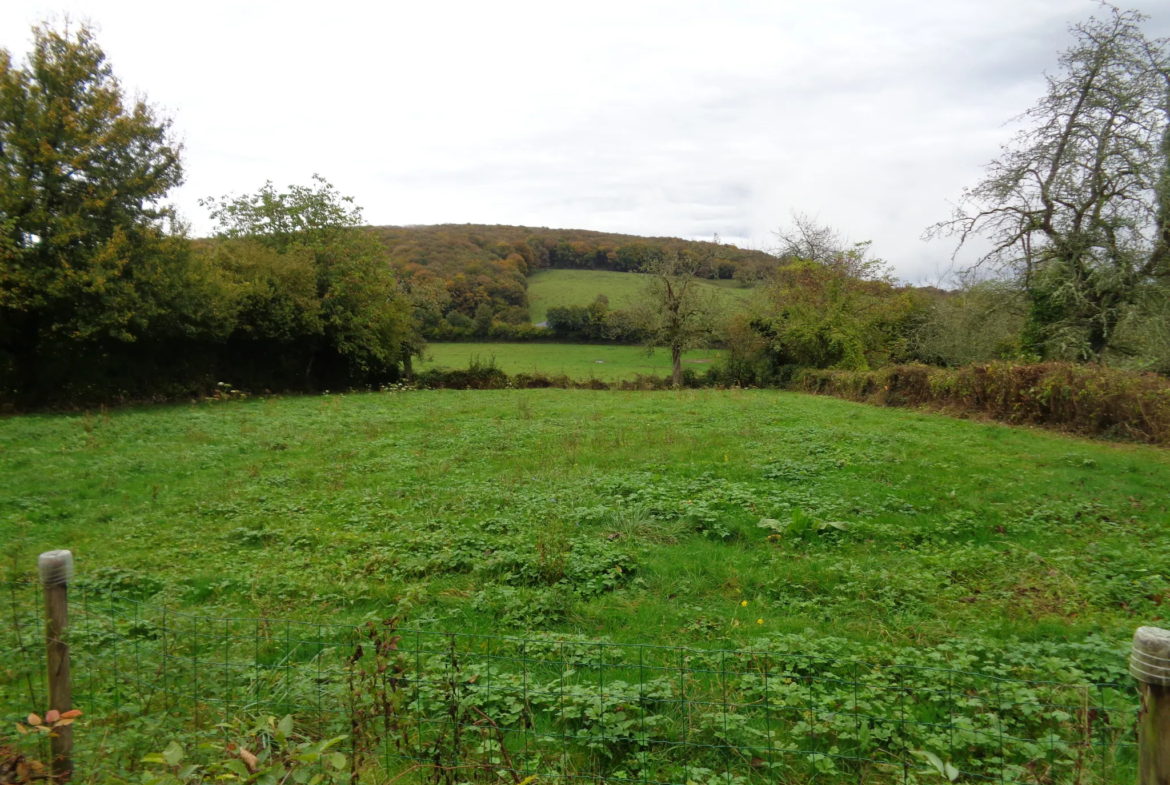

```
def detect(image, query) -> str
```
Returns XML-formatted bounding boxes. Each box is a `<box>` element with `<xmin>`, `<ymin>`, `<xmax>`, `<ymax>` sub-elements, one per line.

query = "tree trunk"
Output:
<box><xmin>1086</xmin><ymin>289</ymin><xmax>1123</xmax><ymax>361</ymax></box>
<box><xmin>672</xmin><ymin>346</ymin><xmax>682</xmax><ymax>387</ymax></box>
<box><xmin>403</xmin><ymin>353</ymin><xmax>414</xmax><ymax>382</ymax></box>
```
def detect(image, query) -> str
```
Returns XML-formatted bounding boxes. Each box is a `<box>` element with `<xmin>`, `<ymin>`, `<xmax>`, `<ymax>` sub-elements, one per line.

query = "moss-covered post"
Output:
<box><xmin>1133</xmin><ymin>626</ymin><xmax>1170</xmax><ymax>785</ymax></box>
<box><xmin>40</xmin><ymin>549</ymin><xmax>74</xmax><ymax>781</ymax></box>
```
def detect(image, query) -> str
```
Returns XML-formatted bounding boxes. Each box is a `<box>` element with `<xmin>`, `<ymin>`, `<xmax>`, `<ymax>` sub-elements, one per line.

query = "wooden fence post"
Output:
<box><xmin>1133</xmin><ymin>626</ymin><xmax>1170</xmax><ymax>785</ymax></box>
<box><xmin>39</xmin><ymin>549</ymin><xmax>73</xmax><ymax>781</ymax></box>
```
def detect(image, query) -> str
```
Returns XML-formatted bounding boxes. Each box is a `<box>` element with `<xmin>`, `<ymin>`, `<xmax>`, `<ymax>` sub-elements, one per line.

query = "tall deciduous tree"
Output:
<box><xmin>631</xmin><ymin>252</ymin><xmax>722</xmax><ymax>386</ymax></box>
<box><xmin>0</xmin><ymin>21</ymin><xmax>186</xmax><ymax>392</ymax></box>
<box><xmin>200</xmin><ymin>175</ymin><xmax>361</xmax><ymax>252</ymax></box>
<box><xmin>202</xmin><ymin>177</ymin><xmax>414</xmax><ymax>382</ymax></box>
<box><xmin>931</xmin><ymin>6</ymin><xmax>1170</xmax><ymax>361</ymax></box>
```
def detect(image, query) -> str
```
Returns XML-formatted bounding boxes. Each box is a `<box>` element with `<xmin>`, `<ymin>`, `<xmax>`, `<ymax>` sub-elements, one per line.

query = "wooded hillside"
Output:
<box><xmin>369</xmin><ymin>224</ymin><xmax>778</xmax><ymax>321</ymax></box>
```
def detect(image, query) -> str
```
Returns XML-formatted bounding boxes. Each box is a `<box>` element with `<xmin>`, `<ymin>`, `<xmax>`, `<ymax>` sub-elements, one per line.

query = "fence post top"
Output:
<box><xmin>38</xmin><ymin>549</ymin><xmax>74</xmax><ymax>586</ymax></box>
<box><xmin>1131</xmin><ymin>626</ymin><xmax>1170</xmax><ymax>686</ymax></box>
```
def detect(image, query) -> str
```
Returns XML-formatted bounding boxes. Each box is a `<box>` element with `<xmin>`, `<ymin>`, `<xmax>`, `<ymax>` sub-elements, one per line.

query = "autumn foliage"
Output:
<box><xmin>796</xmin><ymin>362</ymin><xmax>1170</xmax><ymax>444</ymax></box>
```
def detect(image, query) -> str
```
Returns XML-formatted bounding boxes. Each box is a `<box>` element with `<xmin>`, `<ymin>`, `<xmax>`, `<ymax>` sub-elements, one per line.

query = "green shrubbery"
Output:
<box><xmin>0</xmin><ymin>26</ymin><xmax>417</xmax><ymax>404</ymax></box>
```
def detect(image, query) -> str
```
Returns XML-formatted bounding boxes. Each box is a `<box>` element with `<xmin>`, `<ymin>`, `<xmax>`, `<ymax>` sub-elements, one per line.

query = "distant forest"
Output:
<box><xmin>370</xmin><ymin>225</ymin><xmax>778</xmax><ymax>324</ymax></box>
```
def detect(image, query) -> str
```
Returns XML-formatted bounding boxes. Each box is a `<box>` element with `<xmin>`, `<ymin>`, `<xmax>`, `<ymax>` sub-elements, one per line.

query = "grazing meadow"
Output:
<box><xmin>526</xmin><ymin>269</ymin><xmax>755</xmax><ymax>324</ymax></box>
<box><xmin>2</xmin><ymin>388</ymin><xmax>1164</xmax><ymax>782</ymax></box>
<box><xmin>3</xmin><ymin>388</ymin><xmax>1166</xmax><ymax>651</ymax></box>
<box><xmin>418</xmin><ymin>342</ymin><xmax>726</xmax><ymax>381</ymax></box>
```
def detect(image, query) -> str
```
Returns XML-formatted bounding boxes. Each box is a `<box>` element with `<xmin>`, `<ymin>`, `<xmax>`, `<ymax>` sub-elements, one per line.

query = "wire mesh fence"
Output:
<box><xmin>1</xmin><ymin>580</ymin><xmax>1141</xmax><ymax>784</ymax></box>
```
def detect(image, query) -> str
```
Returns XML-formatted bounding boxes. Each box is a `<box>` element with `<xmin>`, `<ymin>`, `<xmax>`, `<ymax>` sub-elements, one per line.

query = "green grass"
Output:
<box><xmin>2</xmin><ymin>388</ymin><xmax>1167</xmax><ymax>654</ymax></box>
<box><xmin>418</xmin><ymin>342</ymin><xmax>725</xmax><ymax>381</ymax></box>
<box><xmin>3</xmin><ymin>388</ymin><xmax>1159</xmax><ymax>782</ymax></box>
<box><xmin>526</xmin><ymin>269</ymin><xmax>755</xmax><ymax>324</ymax></box>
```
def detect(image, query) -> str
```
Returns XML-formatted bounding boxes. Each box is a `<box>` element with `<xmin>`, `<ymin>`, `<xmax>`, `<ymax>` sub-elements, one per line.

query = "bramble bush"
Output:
<box><xmin>794</xmin><ymin>362</ymin><xmax>1170</xmax><ymax>444</ymax></box>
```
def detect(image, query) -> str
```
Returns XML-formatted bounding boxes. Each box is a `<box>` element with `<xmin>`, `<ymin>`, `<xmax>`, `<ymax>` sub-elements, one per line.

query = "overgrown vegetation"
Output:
<box><xmin>3</xmin><ymin>598</ymin><xmax>1137</xmax><ymax>784</ymax></box>
<box><xmin>795</xmin><ymin>362</ymin><xmax>1170</xmax><ymax>444</ymax></box>
<box><xmin>930</xmin><ymin>7</ymin><xmax>1170</xmax><ymax>363</ymax></box>
<box><xmin>2</xmin><ymin>387</ymin><xmax>1165</xmax><ymax>780</ymax></box>
<box><xmin>743</xmin><ymin>260</ymin><xmax>925</xmax><ymax>372</ymax></box>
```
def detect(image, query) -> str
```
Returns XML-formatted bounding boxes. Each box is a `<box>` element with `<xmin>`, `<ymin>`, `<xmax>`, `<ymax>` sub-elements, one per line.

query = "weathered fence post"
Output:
<box><xmin>1133</xmin><ymin>626</ymin><xmax>1170</xmax><ymax>785</ymax></box>
<box><xmin>39</xmin><ymin>549</ymin><xmax>74</xmax><ymax>781</ymax></box>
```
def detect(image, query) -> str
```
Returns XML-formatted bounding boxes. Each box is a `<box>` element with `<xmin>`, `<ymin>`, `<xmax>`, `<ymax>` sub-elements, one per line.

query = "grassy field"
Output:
<box><xmin>418</xmin><ymin>342</ymin><xmax>726</xmax><ymax>380</ymax></box>
<box><xmin>2</xmin><ymin>388</ymin><xmax>1166</xmax><ymax>651</ymax></box>
<box><xmin>526</xmin><ymin>269</ymin><xmax>755</xmax><ymax>324</ymax></box>
<box><xmin>2</xmin><ymin>388</ymin><xmax>1160</xmax><ymax>781</ymax></box>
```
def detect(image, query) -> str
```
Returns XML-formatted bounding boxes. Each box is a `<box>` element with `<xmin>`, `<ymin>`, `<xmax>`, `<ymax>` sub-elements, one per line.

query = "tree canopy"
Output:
<box><xmin>630</xmin><ymin>252</ymin><xmax>723</xmax><ymax>386</ymax></box>
<box><xmin>750</xmin><ymin>260</ymin><xmax>923</xmax><ymax>371</ymax></box>
<box><xmin>932</xmin><ymin>6</ymin><xmax>1170</xmax><ymax>362</ymax></box>
<box><xmin>0</xmin><ymin>21</ymin><xmax>419</xmax><ymax>401</ymax></box>
<box><xmin>0</xmin><ymin>21</ymin><xmax>190</xmax><ymax>397</ymax></box>
<box><xmin>201</xmin><ymin>177</ymin><xmax>415</xmax><ymax>381</ymax></box>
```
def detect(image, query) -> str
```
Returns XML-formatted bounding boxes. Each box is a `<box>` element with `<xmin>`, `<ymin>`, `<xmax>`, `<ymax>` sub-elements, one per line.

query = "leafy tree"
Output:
<box><xmin>473</xmin><ymin>303</ymin><xmax>494</xmax><ymax>336</ymax></box>
<box><xmin>0</xmin><ymin>21</ymin><xmax>187</xmax><ymax>395</ymax></box>
<box><xmin>752</xmin><ymin>260</ymin><xmax>923</xmax><ymax>370</ymax></box>
<box><xmin>200</xmin><ymin>175</ymin><xmax>361</xmax><ymax>252</ymax></box>
<box><xmin>546</xmin><ymin>296</ymin><xmax>611</xmax><ymax>340</ymax></box>
<box><xmin>498</xmin><ymin>305</ymin><xmax>529</xmax><ymax>324</ymax></box>
<box><xmin>195</xmin><ymin>239</ymin><xmax>322</xmax><ymax>342</ymax></box>
<box><xmin>445</xmin><ymin>311</ymin><xmax>472</xmax><ymax>330</ymax></box>
<box><xmin>204</xmin><ymin>178</ymin><xmax>412</xmax><ymax>383</ymax></box>
<box><xmin>314</xmin><ymin>230</ymin><xmax>412</xmax><ymax>376</ymax></box>
<box><xmin>1112</xmin><ymin>280</ymin><xmax>1170</xmax><ymax>372</ymax></box>
<box><xmin>630</xmin><ymin>252</ymin><xmax>722</xmax><ymax>385</ymax></box>
<box><xmin>931</xmin><ymin>7</ymin><xmax>1170</xmax><ymax>361</ymax></box>
<box><xmin>614</xmin><ymin>243</ymin><xmax>664</xmax><ymax>273</ymax></box>
<box><xmin>397</xmin><ymin>275</ymin><xmax>449</xmax><ymax>378</ymax></box>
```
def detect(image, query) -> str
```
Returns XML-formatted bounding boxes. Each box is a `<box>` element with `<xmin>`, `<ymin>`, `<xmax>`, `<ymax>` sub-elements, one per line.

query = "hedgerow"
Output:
<box><xmin>794</xmin><ymin>362</ymin><xmax>1170</xmax><ymax>444</ymax></box>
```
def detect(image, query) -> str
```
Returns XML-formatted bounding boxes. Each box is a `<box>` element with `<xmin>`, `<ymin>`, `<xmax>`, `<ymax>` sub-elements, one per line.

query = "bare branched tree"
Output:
<box><xmin>774</xmin><ymin>212</ymin><xmax>892</xmax><ymax>281</ymax></box>
<box><xmin>774</xmin><ymin>212</ymin><xmax>847</xmax><ymax>263</ymax></box>
<box><xmin>928</xmin><ymin>5</ymin><xmax>1170</xmax><ymax>361</ymax></box>
<box><xmin>631</xmin><ymin>252</ymin><xmax>722</xmax><ymax>386</ymax></box>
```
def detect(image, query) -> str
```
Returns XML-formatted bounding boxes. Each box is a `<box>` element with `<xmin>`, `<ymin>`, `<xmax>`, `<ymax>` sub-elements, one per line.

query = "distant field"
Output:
<box><xmin>526</xmin><ymin>269</ymin><xmax>756</xmax><ymax>324</ymax></box>
<box><xmin>419</xmin><ymin>342</ymin><xmax>726</xmax><ymax>381</ymax></box>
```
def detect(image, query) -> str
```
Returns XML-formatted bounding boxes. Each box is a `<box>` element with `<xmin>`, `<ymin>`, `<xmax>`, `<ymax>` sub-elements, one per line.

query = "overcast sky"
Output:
<box><xmin>3</xmin><ymin>1</ymin><xmax>1169</xmax><ymax>281</ymax></box>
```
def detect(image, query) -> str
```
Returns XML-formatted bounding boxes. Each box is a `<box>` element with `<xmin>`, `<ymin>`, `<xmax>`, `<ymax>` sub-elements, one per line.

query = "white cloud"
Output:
<box><xmin>3</xmin><ymin>0</ymin><xmax>1168</xmax><ymax>281</ymax></box>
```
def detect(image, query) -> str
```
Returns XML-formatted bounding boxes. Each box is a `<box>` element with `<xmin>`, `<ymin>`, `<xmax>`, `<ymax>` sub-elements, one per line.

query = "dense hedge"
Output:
<box><xmin>795</xmin><ymin>362</ymin><xmax>1170</xmax><ymax>444</ymax></box>
<box><xmin>414</xmin><ymin>361</ymin><xmax>683</xmax><ymax>391</ymax></box>
<box><xmin>423</xmin><ymin>322</ymin><xmax>561</xmax><ymax>342</ymax></box>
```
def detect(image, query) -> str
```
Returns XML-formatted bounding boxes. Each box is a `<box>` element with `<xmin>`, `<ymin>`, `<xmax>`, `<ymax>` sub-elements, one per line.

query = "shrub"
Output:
<box><xmin>445</xmin><ymin>311</ymin><xmax>473</xmax><ymax>329</ymax></box>
<box><xmin>795</xmin><ymin>362</ymin><xmax>1170</xmax><ymax>444</ymax></box>
<box><xmin>415</xmin><ymin>356</ymin><xmax>509</xmax><ymax>389</ymax></box>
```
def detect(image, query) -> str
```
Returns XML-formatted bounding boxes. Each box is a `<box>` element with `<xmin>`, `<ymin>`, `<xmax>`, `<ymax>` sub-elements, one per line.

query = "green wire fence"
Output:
<box><xmin>1</xmin><ymin>580</ymin><xmax>1140</xmax><ymax>784</ymax></box>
